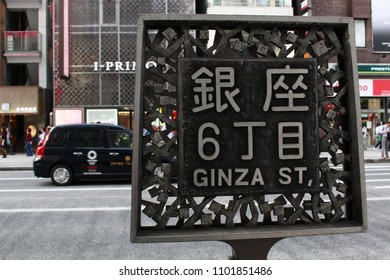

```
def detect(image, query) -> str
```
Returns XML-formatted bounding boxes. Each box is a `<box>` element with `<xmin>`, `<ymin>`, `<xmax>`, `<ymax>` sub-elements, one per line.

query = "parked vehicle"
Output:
<box><xmin>33</xmin><ymin>124</ymin><xmax>133</xmax><ymax>186</ymax></box>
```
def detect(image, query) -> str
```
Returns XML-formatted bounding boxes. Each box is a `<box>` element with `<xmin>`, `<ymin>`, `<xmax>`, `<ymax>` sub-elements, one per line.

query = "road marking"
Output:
<box><xmin>0</xmin><ymin>207</ymin><xmax>131</xmax><ymax>213</ymax></box>
<box><xmin>0</xmin><ymin>178</ymin><xmax>42</xmax><ymax>180</ymax></box>
<box><xmin>374</xmin><ymin>186</ymin><xmax>390</xmax><ymax>189</ymax></box>
<box><xmin>0</xmin><ymin>197</ymin><xmax>389</xmax><ymax>214</ymax></box>
<box><xmin>0</xmin><ymin>170</ymin><xmax>32</xmax><ymax>172</ymax></box>
<box><xmin>0</xmin><ymin>195</ymin><xmax>389</xmax><ymax>214</ymax></box>
<box><xmin>365</xmin><ymin>173</ymin><xmax>390</xmax><ymax>176</ymax></box>
<box><xmin>366</xmin><ymin>169</ymin><xmax>390</xmax><ymax>172</ymax></box>
<box><xmin>0</xmin><ymin>187</ymin><xmax>131</xmax><ymax>193</ymax></box>
<box><xmin>367</xmin><ymin>197</ymin><xmax>390</xmax><ymax>201</ymax></box>
<box><xmin>365</xmin><ymin>165</ymin><xmax>390</xmax><ymax>168</ymax></box>
<box><xmin>366</xmin><ymin>178</ymin><xmax>390</xmax><ymax>182</ymax></box>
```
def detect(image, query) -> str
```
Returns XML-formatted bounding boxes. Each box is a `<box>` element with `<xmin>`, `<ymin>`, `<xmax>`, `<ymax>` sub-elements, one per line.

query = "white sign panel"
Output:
<box><xmin>359</xmin><ymin>79</ymin><xmax>374</xmax><ymax>97</ymax></box>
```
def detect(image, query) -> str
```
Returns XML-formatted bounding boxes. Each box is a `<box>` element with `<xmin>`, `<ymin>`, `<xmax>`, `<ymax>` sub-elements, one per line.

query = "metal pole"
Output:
<box><xmin>223</xmin><ymin>238</ymin><xmax>283</xmax><ymax>260</ymax></box>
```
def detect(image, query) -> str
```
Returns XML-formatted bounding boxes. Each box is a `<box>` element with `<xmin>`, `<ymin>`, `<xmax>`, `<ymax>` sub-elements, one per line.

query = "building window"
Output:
<box><xmin>211</xmin><ymin>0</ymin><xmax>271</xmax><ymax>6</ymax></box>
<box><xmin>275</xmin><ymin>0</ymin><xmax>285</xmax><ymax>7</ymax></box>
<box><xmin>256</xmin><ymin>0</ymin><xmax>270</xmax><ymax>7</ymax></box>
<box><xmin>209</xmin><ymin>0</ymin><xmax>289</xmax><ymax>7</ymax></box>
<box><xmin>355</xmin><ymin>19</ymin><xmax>366</xmax><ymax>48</ymax></box>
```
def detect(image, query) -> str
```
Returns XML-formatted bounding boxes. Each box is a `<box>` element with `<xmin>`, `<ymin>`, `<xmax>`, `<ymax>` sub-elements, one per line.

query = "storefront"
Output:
<box><xmin>0</xmin><ymin>86</ymin><xmax>47</xmax><ymax>151</ymax></box>
<box><xmin>52</xmin><ymin>0</ymin><xmax>195</xmax><ymax>131</ymax></box>
<box><xmin>359</xmin><ymin>78</ymin><xmax>390</xmax><ymax>145</ymax></box>
<box><xmin>52</xmin><ymin>107</ymin><xmax>135</xmax><ymax>129</ymax></box>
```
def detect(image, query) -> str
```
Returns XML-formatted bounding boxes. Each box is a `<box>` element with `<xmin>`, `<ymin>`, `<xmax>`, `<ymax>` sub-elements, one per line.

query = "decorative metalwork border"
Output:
<box><xmin>131</xmin><ymin>14</ymin><xmax>367</xmax><ymax>243</ymax></box>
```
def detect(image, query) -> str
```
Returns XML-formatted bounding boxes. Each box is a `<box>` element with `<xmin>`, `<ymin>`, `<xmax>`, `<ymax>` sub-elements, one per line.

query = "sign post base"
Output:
<box><xmin>223</xmin><ymin>238</ymin><xmax>283</xmax><ymax>260</ymax></box>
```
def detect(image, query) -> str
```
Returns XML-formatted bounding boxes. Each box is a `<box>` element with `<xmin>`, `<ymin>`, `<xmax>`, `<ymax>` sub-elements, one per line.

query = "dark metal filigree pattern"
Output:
<box><xmin>132</xmin><ymin>15</ymin><xmax>367</xmax><ymax>242</ymax></box>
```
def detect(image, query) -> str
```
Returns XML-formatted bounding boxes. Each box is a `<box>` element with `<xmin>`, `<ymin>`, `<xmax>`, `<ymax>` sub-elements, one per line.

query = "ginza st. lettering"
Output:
<box><xmin>180</xmin><ymin>59</ymin><xmax>318</xmax><ymax>195</ymax></box>
<box><xmin>190</xmin><ymin>65</ymin><xmax>311</xmax><ymax>188</ymax></box>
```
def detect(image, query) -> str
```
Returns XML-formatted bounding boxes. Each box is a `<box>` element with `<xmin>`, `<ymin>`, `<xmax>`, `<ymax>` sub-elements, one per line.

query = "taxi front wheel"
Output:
<box><xmin>51</xmin><ymin>164</ymin><xmax>74</xmax><ymax>186</ymax></box>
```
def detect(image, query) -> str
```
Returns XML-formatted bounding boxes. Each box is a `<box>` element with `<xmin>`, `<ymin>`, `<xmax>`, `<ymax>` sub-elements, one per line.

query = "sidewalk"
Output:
<box><xmin>0</xmin><ymin>153</ymin><xmax>35</xmax><ymax>170</ymax></box>
<box><xmin>362</xmin><ymin>146</ymin><xmax>389</xmax><ymax>163</ymax></box>
<box><xmin>0</xmin><ymin>147</ymin><xmax>387</xmax><ymax>171</ymax></box>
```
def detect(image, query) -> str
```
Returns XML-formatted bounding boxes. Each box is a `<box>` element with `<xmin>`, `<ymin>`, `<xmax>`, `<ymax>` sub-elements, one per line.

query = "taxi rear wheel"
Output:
<box><xmin>51</xmin><ymin>164</ymin><xmax>74</xmax><ymax>186</ymax></box>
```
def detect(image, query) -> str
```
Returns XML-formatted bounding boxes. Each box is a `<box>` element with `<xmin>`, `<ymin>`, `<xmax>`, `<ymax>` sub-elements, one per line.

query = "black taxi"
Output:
<box><xmin>33</xmin><ymin>124</ymin><xmax>133</xmax><ymax>186</ymax></box>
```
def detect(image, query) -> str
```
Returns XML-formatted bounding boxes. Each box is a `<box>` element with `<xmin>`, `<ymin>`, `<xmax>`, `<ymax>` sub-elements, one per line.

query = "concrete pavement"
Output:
<box><xmin>0</xmin><ymin>146</ymin><xmax>387</xmax><ymax>171</ymax></box>
<box><xmin>0</xmin><ymin>153</ymin><xmax>34</xmax><ymax>170</ymax></box>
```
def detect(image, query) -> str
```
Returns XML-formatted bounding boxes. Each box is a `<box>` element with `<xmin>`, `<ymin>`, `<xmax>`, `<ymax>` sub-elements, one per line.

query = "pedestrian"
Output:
<box><xmin>5</xmin><ymin>127</ymin><xmax>14</xmax><ymax>155</ymax></box>
<box><xmin>379</xmin><ymin>122</ymin><xmax>390</xmax><ymax>159</ymax></box>
<box><xmin>1</xmin><ymin>126</ymin><xmax>7</xmax><ymax>158</ymax></box>
<box><xmin>37</xmin><ymin>127</ymin><xmax>46</xmax><ymax>146</ymax></box>
<box><xmin>375</xmin><ymin>121</ymin><xmax>383</xmax><ymax>150</ymax></box>
<box><xmin>25</xmin><ymin>127</ymin><xmax>33</xmax><ymax>156</ymax></box>
<box><xmin>37</xmin><ymin>127</ymin><xmax>51</xmax><ymax>147</ymax></box>
<box><xmin>46</xmin><ymin>125</ymin><xmax>52</xmax><ymax>135</ymax></box>
<box><xmin>362</xmin><ymin>124</ymin><xmax>368</xmax><ymax>150</ymax></box>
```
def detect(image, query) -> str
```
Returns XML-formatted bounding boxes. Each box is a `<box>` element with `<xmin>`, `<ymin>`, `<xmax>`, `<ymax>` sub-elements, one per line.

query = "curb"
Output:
<box><xmin>0</xmin><ymin>167</ymin><xmax>33</xmax><ymax>171</ymax></box>
<box><xmin>364</xmin><ymin>159</ymin><xmax>390</xmax><ymax>164</ymax></box>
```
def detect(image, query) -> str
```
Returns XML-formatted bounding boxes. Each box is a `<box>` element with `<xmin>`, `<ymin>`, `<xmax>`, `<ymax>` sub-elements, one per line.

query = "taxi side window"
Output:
<box><xmin>109</xmin><ymin>130</ymin><xmax>132</xmax><ymax>148</ymax></box>
<box><xmin>74</xmin><ymin>128</ymin><xmax>106</xmax><ymax>148</ymax></box>
<box><xmin>46</xmin><ymin>129</ymin><xmax>68</xmax><ymax>147</ymax></box>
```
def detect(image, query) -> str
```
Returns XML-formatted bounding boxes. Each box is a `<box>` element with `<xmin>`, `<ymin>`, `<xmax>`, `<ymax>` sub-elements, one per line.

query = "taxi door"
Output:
<box><xmin>70</xmin><ymin>126</ymin><xmax>110</xmax><ymax>178</ymax></box>
<box><xmin>106</xmin><ymin>127</ymin><xmax>133</xmax><ymax>179</ymax></box>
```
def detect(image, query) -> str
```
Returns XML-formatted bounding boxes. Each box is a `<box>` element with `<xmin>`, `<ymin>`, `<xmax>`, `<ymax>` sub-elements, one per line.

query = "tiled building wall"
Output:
<box><xmin>0</xmin><ymin>1</ymin><xmax>6</xmax><ymax>85</ymax></box>
<box><xmin>311</xmin><ymin>0</ymin><xmax>351</xmax><ymax>17</ymax></box>
<box><xmin>311</xmin><ymin>0</ymin><xmax>390</xmax><ymax>65</ymax></box>
<box><xmin>53</xmin><ymin>0</ymin><xmax>196</xmax><ymax>107</ymax></box>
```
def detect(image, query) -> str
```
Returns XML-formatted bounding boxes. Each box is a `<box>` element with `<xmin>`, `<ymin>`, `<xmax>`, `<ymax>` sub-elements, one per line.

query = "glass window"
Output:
<box><xmin>109</xmin><ymin>130</ymin><xmax>132</xmax><ymax>148</ymax></box>
<box><xmin>275</xmin><ymin>0</ymin><xmax>285</xmax><ymax>7</ymax></box>
<box><xmin>46</xmin><ymin>129</ymin><xmax>68</xmax><ymax>147</ymax></box>
<box><xmin>360</xmin><ymin>98</ymin><xmax>368</xmax><ymax>110</ymax></box>
<box><xmin>355</xmin><ymin>19</ymin><xmax>366</xmax><ymax>48</ymax></box>
<box><xmin>74</xmin><ymin>128</ymin><xmax>106</xmax><ymax>147</ymax></box>
<box><xmin>256</xmin><ymin>0</ymin><xmax>270</xmax><ymax>6</ymax></box>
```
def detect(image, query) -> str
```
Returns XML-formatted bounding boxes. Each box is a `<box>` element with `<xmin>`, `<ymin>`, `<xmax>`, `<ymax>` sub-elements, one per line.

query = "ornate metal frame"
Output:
<box><xmin>131</xmin><ymin>14</ymin><xmax>367</xmax><ymax>243</ymax></box>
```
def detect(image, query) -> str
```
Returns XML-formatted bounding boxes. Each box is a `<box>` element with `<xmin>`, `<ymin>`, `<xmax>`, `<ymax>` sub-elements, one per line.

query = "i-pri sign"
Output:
<box><xmin>179</xmin><ymin>58</ymin><xmax>318</xmax><ymax>196</ymax></box>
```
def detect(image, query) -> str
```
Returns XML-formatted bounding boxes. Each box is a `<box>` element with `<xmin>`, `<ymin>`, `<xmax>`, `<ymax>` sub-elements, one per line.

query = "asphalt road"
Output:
<box><xmin>0</xmin><ymin>164</ymin><xmax>389</xmax><ymax>260</ymax></box>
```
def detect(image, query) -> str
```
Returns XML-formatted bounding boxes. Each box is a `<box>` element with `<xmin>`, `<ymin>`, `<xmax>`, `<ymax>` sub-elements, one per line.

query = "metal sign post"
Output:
<box><xmin>131</xmin><ymin>14</ymin><xmax>367</xmax><ymax>259</ymax></box>
<box><xmin>224</xmin><ymin>238</ymin><xmax>283</xmax><ymax>260</ymax></box>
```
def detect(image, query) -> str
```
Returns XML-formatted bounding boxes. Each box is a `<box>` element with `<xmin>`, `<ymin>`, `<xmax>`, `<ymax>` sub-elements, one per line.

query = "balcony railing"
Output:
<box><xmin>209</xmin><ymin>0</ymin><xmax>290</xmax><ymax>7</ymax></box>
<box><xmin>4</xmin><ymin>31</ymin><xmax>42</xmax><ymax>53</ymax></box>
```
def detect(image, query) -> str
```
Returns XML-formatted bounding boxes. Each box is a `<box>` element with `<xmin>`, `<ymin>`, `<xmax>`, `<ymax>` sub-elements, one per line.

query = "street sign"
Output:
<box><xmin>179</xmin><ymin>58</ymin><xmax>319</xmax><ymax>196</ymax></box>
<box><xmin>131</xmin><ymin>14</ymin><xmax>367</xmax><ymax>243</ymax></box>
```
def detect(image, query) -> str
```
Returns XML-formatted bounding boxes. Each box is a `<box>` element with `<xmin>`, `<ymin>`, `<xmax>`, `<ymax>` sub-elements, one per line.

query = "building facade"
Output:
<box><xmin>52</xmin><ymin>0</ymin><xmax>197</xmax><ymax>128</ymax></box>
<box><xmin>2</xmin><ymin>0</ymin><xmax>383</xmax><ymax>148</ymax></box>
<box><xmin>0</xmin><ymin>0</ymin><xmax>52</xmax><ymax>150</ymax></box>
<box><xmin>207</xmin><ymin>0</ymin><xmax>293</xmax><ymax>15</ymax></box>
<box><xmin>309</xmin><ymin>0</ymin><xmax>390</xmax><ymax>144</ymax></box>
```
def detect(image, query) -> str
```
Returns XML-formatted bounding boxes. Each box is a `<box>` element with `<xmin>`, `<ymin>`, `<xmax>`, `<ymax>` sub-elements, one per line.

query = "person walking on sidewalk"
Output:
<box><xmin>362</xmin><ymin>124</ymin><xmax>368</xmax><ymax>150</ymax></box>
<box><xmin>1</xmin><ymin>126</ymin><xmax>7</xmax><ymax>158</ymax></box>
<box><xmin>5</xmin><ymin>127</ymin><xmax>14</xmax><ymax>155</ymax></box>
<box><xmin>375</xmin><ymin>121</ymin><xmax>383</xmax><ymax>150</ymax></box>
<box><xmin>380</xmin><ymin>121</ymin><xmax>390</xmax><ymax>159</ymax></box>
<box><xmin>25</xmin><ymin>127</ymin><xmax>33</xmax><ymax>156</ymax></box>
